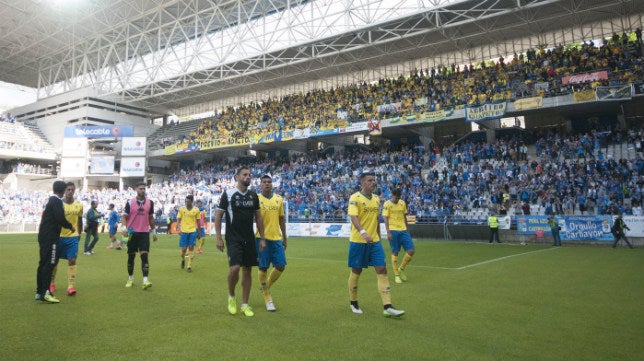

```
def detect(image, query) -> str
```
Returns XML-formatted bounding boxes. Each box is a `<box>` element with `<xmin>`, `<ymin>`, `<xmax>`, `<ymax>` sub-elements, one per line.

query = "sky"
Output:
<box><xmin>0</xmin><ymin>81</ymin><xmax>37</xmax><ymax>113</ymax></box>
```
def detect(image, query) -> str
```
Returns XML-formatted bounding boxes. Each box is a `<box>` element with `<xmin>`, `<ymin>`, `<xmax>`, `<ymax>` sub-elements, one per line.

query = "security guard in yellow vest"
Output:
<box><xmin>488</xmin><ymin>213</ymin><xmax>501</xmax><ymax>243</ymax></box>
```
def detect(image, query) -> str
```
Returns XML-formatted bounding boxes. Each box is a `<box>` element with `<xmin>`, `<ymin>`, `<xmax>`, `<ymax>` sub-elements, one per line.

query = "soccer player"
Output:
<box><xmin>35</xmin><ymin>180</ymin><xmax>75</xmax><ymax>303</ymax></box>
<box><xmin>106</xmin><ymin>203</ymin><xmax>122</xmax><ymax>250</ymax></box>
<box><xmin>50</xmin><ymin>182</ymin><xmax>84</xmax><ymax>296</ymax></box>
<box><xmin>347</xmin><ymin>171</ymin><xmax>404</xmax><ymax>317</ymax></box>
<box><xmin>122</xmin><ymin>182</ymin><xmax>158</xmax><ymax>289</ymax></box>
<box><xmin>382</xmin><ymin>188</ymin><xmax>415</xmax><ymax>284</ymax></box>
<box><xmin>215</xmin><ymin>166</ymin><xmax>265</xmax><ymax>317</ymax></box>
<box><xmin>177</xmin><ymin>194</ymin><xmax>200</xmax><ymax>272</ymax></box>
<box><xmin>195</xmin><ymin>199</ymin><xmax>207</xmax><ymax>254</ymax></box>
<box><xmin>255</xmin><ymin>174</ymin><xmax>287</xmax><ymax>312</ymax></box>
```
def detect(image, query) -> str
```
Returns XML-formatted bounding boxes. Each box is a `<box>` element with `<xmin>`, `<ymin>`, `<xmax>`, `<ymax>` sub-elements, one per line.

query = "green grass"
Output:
<box><xmin>1</xmin><ymin>234</ymin><xmax>643</xmax><ymax>361</ymax></box>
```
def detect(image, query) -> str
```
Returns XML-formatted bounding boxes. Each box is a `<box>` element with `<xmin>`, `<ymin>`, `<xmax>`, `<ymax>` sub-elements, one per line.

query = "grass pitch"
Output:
<box><xmin>1</xmin><ymin>234</ymin><xmax>643</xmax><ymax>361</ymax></box>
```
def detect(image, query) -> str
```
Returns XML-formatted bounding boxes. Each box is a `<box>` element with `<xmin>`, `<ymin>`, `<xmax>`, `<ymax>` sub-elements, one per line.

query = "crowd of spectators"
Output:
<box><xmin>160</xmin><ymin>31</ymin><xmax>642</xmax><ymax>150</ymax></box>
<box><xmin>2</xmin><ymin>31</ymin><xmax>644</xmax><ymax>226</ymax></box>
<box><xmin>2</xmin><ymin>124</ymin><xmax>644</xmax><ymax>226</ymax></box>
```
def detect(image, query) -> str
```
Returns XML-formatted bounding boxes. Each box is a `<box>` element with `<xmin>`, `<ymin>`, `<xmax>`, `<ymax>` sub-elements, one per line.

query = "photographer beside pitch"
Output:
<box><xmin>611</xmin><ymin>213</ymin><xmax>634</xmax><ymax>249</ymax></box>
<box><xmin>347</xmin><ymin>171</ymin><xmax>404</xmax><ymax>317</ymax></box>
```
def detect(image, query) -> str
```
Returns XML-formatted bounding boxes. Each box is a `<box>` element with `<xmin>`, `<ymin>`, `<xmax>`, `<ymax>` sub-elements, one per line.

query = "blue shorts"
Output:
<box><xmin>57</xmin><ymin>236</ymin><xmax>79</xmax><ymax>259</ymax></box>
<box><xmin>255</xmin><ymin>238</ymin><xmax>287</xmax><ymax>269</ymax></box>
<box><xmin>348</xmin><ymin>242</ymin><xmax>386</xmax><ymax>268</ymax></box>
<box><xmin>198</xmin><ymin>227</ymin><xmax>206</xmax><ymax>238</ymax></box>
<box><xmin>109</xmin><ymin>224</ymin><xmax>118</xmax><ymax>235</ymax></box>
<box><xmin>179</xmin><ymin>232</ymin><xmax>197</xmax><ymax>247</ymax></box>
<box><xmin>388</xmin><ymin>230</ymin><xmax>415</xmax><ymax>254</ymax></box>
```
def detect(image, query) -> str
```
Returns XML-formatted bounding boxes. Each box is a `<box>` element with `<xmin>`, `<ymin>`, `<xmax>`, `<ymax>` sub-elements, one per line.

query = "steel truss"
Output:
<box><xmin>1</xmin><ymin>0</ymin><xmax>640</xmax><ymax>111</ymax></box>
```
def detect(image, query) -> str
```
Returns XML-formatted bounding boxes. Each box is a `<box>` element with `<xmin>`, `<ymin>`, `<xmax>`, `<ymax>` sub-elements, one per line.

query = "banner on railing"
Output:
<box><xmin>514</xmin><ymin>96</ymin><xmax>543</xmax><ymax>110</ymax></box>
<box><xmin>465</xmin><ymin>102</ymin><xmax>508</xmax><ymax>122</ymax></box>
<box><xmin>596</xmin><ymin>85</ymin><xmax>632</xmax><ymax>101</ymax></box>
<box><xmin>517</xmin><ymin>215</ymin><xmax>644</xmax><ymax>241</ymax></box>
<box><xmin>562</xmin><ymin>70</ymin><xmax>608</xmax><ymax>84</ymax></box>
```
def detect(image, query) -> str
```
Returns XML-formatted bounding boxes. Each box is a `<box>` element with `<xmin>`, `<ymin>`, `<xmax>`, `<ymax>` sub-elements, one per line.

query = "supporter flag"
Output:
<box><xmin>368</xmin><ymin>119</ymin><xmax>381</xmax><ymax>136</ymax></box>
<box><xmin>596</xmin><ymin>85</ymin><xmax>632</xmax><ymax>101</ymax></box>
<box><xmin>572</xmin><ymin>90</ymin><xmax>596</xmax><ymax>102</ymax></box>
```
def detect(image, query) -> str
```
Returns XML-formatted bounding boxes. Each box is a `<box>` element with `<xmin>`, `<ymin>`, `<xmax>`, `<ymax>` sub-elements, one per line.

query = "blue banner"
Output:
<box><xmin>560</xmin><ymin>215</ymin><xmax>613</xmax><ymax>241</ymax></box>
<box><xmin>517</xmin><ymin>215</ymin><xmax>614</xmax><ymax>241</ymax></box>
<box><xmin>465</xmin><ymin>102</ymin><xmax>508</xmax><ymax>122</ymax></box>
<box><xmin>516</xmin><ymin>215</ymin><xmax>551</xmax><ymax>234</ymax></box>
<box><xmin>64</xmin><ymin>126</ymin><xmax>134</xmax><ymax>138</ymax></box>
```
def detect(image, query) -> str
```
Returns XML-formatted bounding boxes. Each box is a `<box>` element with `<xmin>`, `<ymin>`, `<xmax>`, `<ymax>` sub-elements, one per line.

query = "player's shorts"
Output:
<box><xmin>388</xmin><ymin>230</ymin><xmax>415</xmax><ymax>254</ymax></box>
<box><xmin>57</xmin><ymin>236</ymin><xmax>79</xmax><ymax>259</ymax></box>
<box><xmin>197</xmin><ymin>227</ymin><xmax>206</xmax><ymax>238</ymax></box>
<box><xmin>179</xmin><ymin>231</ymin><xmax>197</xmax><ymax>247</ymax></box>
<box><xmin>255</xmin><ymin>238</ymin><xmax>287</xmax><ymax>268</ymax></box>
<box><xmin>348</xmin><ymin>241</ymin><xmax>386</xmax><ymax>268</ymax></box>
<box><xmin>226</xmin><ymin>237</ymin><xmax>258</xmax><ymax>267</ymax></box>
<box><xmin>109</xmin><ymin>224</ymin><xmax>118</xmax><ymax>235</ymax></box>
<box><xmin>127</xmin><ymin>232</ymin><xmax>150</xmax><ymax>253</ymax></box>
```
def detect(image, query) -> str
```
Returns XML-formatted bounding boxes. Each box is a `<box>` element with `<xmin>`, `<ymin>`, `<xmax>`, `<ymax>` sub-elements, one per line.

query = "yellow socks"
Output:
<box><xmin>180</xmin><ymin>250</ymin><xmax>186</xmax><ymax>260</ymax></box>
<box><xmin>258</xmin><ymin>269</ymin><xmax>271</xmax><ymax>302</ymax></box>
<box><xmin>68</xmin><ymin>265</ymin><xmax>77</xmax><ymax>289</ymax></box>
<box><xmin>377</xmin><ymin>274</ymin><xmax>392</xmax><ymax>305</ymax></box>
<box><xmin>400</xmin><ymin>253</ymin><xmax>412</xmax><ymax>270</ymax></box>
<box><xmin>267</xmin><ymin>269</ymin><xmax>283</xmax><ymax>288</ymax></box>
<box><xmin>198</xmin><ymin>238</ymin><xmax>205</xmax><ymax>250</ymax></box>
<box><xmin>348</xmin><ymin>271</ymin><xmax>360</xmax><ymax>301</ymax></box>
<box><xmin>391</xmin><ymin>254</ymin><xmax>399</xmax><ymax>275</ymax></box>
<box><xmin>187</xmin><ymin>250</ymin><xmax>194</xmax><ymax>268</ymax></box>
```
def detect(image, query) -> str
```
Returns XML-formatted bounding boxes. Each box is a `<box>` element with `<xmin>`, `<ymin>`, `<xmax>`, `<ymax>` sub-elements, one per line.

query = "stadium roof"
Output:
<box><xmin>0</xmin><ymin>0</ymin><xmax>642</xmax><ymax>112</ymax></box>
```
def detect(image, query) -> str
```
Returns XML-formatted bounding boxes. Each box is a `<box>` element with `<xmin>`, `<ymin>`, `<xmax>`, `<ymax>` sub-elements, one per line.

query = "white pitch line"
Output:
<box><xmin>289</xmin><ymin>247</ymin><xmax>559</xmax><ymax>270</ymax></box>
<box><xmin>455</xmin><ymin>247</ymin><xmax>559</xmax><ymax>270</ymax></box>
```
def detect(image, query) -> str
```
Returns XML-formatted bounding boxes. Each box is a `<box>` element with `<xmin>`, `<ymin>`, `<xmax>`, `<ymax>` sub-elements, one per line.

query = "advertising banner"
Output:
<box><xmin>562</xmin><ymin>70</ymin><xmax>608</xmax><ymax>84</ymax></box>
<box><xmin>64</xmin><ymin>125</ymin><xmax>134</xmax><ymax>138</ymax></box>
<box><xmin>61</xmin><ymin>138</ymin><xmax>88</xmax><ymax>157</ymax></box>
<box><xmin>90</xmin><ymin>156</ymin><xmax>115</xmax><ymax>174</ymax></box>
<box><xmin>121</xmin><ymin>137</ymin><xmax>147</xmax><ymax>156</ymax></box>
<box><xmin>120</xmin><ymin>157</ymin><xmax>145</xmax><ymax>177</ymax></box>
<box><xmin>60</xmin><ymin>157</ymin><xmax>87</xmax><ymax>178</ymax></box>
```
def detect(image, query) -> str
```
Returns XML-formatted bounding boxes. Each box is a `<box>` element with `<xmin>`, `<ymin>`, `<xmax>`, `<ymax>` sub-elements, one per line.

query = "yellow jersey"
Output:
<box><xmin>178</xmin><ymin>206</ymin><xmax>200</xmax><ymax>233</ymax></box>
<box><xmin>382</xmin><ymin>199</ymin><xmax>408</xmax><ymax>231</ymax></box>
<box><xmin>348</xmin><ymin>191</ymin><xmax>380</xmax><ymax>243</ymax></box>
<box><xmin>60</xmin><ymin>200</ymin><xmax>83</xmax><ymax>238</ymax></box>
<box><xmin>256</xmin><ymin>193</ymin><xmax>284</xmax><ymax>240</ymax></box>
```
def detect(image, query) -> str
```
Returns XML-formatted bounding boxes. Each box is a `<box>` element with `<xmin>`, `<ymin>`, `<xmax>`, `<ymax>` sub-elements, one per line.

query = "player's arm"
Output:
<box><xmin>403</xmin><ymin>202</ymin><xmax>409</xmax><ymax>230</ymax></box>
<box><xmin>77</xmin><ymin>213</ymin><xmax>83</xmax><ymax>234</ymax></box>
<box><xmin>176</xmin><ymin>209</ymin><xmax>182</xmax><ymax>233</ymax></box>
<box><xmin>350</xmin><ymin>215</ymin><xmax>372</xmax><ymax>243</ymax></box>
<box><xmin>255</xmin><ymin>209</ymin><xmax>266</xmax><ymax>251</ymax></box>
<box><xmin>148</xmin><ymin>201</ymin><xmax>157</xmax><ymax>242</ymax></box>
<box><xmin>279</xmin><ymin>214</ymin><xmax>287</xmax><ymax>249</ymax></box>
<box><xmin>214</xmin><ymin>209</ymin><xmax>225</xmax><ymax>252</ymax></box>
